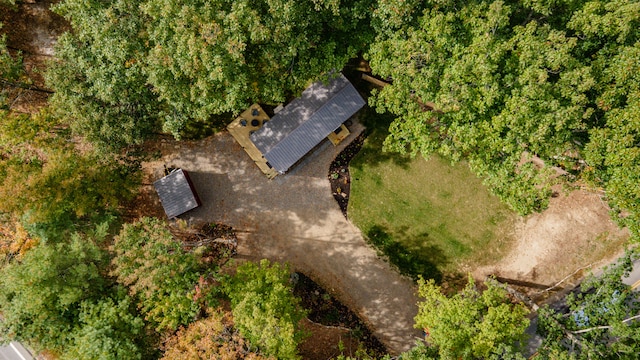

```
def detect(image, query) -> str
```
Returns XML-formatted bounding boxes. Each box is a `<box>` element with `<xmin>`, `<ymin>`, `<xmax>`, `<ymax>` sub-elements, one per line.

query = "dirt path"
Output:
<box><xmin>141</xmin><ymin>123</ymin><xmax>422</xmax><ymax>354</ymax></box>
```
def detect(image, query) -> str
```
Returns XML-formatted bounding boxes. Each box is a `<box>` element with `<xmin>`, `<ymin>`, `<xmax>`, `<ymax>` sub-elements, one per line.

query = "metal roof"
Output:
<box><xmin>0</xmin><ymin>341</ymin><xmax>33</xmax><ymax>360</ymax></box>
<box><xmin>153</xmin><ymin>169</ymin><xmax>201</xmax><ymax>218</ymax></box>
<box><xmin>250</xmin><ymin>74</ymin><xmax>365</xmax><ymax>173</ymax></box>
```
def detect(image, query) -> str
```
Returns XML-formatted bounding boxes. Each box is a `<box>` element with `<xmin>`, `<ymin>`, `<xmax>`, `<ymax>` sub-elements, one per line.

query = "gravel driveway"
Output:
<box><xmin>145</xmin><ymin>122</ymin><xmax>422</xmax><ymax>354</ymax></box>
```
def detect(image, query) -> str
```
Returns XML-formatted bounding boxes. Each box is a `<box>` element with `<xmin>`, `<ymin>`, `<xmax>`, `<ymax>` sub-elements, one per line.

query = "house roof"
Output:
<box><xmin>250</xmin><ymin>73</ymin><xmax>365</xmax><ymax>174</ymax></box>
<box><xmin>153</xmin><ymin>169</ymin><xmax>201</xmax><ymax>218</ymax></box>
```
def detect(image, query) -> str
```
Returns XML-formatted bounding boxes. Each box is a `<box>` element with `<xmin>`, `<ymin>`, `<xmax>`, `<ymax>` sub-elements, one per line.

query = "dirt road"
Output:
<box><xmin>142</xmin><ymin>123</ymin><xmax>422</xmax><ymax>354</ymax></box>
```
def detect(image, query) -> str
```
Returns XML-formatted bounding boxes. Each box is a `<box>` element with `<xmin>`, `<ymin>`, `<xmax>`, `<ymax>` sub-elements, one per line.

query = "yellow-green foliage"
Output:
<box><xmin>415</xmin><ymin>276</ymin><xmax>529</xmax><ymax>359</ymax></box>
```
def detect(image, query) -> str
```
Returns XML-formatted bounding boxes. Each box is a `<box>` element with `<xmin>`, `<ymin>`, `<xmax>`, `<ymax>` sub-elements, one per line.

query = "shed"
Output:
<box><xmin>250</xmin><ymin>73</ymin><xmax>365</xmax><ymax>174</ymax></box>
<box><xmin>153</xmin><ymin>168</ymin><xmax>201</xmax><ymax>218</ymax></box>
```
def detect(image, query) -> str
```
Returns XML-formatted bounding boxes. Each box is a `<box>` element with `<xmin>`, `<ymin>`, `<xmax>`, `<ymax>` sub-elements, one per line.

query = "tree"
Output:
<box><xmin>48</xmin><ymin>0</ymin><xmax>375</xmax><ymax>147</ymax></box>
<box><xmin>574</xmin><ymin>0</ymin><xmax>640</xmax><ymax>239</ymax></box>
<box><xmin>142</xmin><ymin>0</ymin><xmax>374</xmax><ymax>135</ymax></box>
<box><xmin>414</xmin><ymin>276</ymin><xmax>529</xmax><ymax>359</ymax></box>
<box><xmin>0</xmin><ymin>108</ymin><xmax>139</xmax><ymax>241</ymax></box>
<box><xmin>47</xmin><ymin>0</ymin><xmax>162</xmax><ymax>153</ymax></box>
<box><xmin>537</xmin><ymin>249</ymin><xmax>640</xmax><ymax>359</ymax></box>
<box><xmin>111</xmin><ymin>217</ymin><xmax>215</xmax><ymax>332</ymax></box>
<box><xmin>366</xmin><ymin>0</ymin><xmax>640</xmax><ymax>230</ymax></box>
<box><xmin>0</xmin><ymin>146</ymin><xmax>139</xmax><ymax>240</ymax></box>
<box><xmin>223</xmin><ymin>260</ymin><xmax>308</xmax><ymax>360</ymax></box>
<box><xmin>367</xmin><ymin>0</ymin><xmax>594</xmax><ymax>214</ymax></box>
<box><xmin>161</xmin><ymin>308</ymin><xmax>270</xmax><ymax>360</ymax></box>
<box><xmin>0</xmin><ymin>219</ymin><xmax>38</xmax><ymax>266</ymax></box>
<box><xmin>0</xmin><ymin>232</ymin><xmax>109</xmax><ymax>351</ymax></box>
<box><xmin>63</xmin><ymin>291</ymin><xmax>147</xmax><ymax>360</ymax></box>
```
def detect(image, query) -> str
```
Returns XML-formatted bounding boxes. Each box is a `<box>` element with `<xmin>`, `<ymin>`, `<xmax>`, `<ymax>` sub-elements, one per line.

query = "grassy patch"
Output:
<box><xmin>348</xmin><ymin>111</ymin><xmax>517</xmax><ymax>281</ymax></box>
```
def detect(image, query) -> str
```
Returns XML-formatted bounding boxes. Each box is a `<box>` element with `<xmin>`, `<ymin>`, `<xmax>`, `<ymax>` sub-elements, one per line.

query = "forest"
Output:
<box><xmin>1</xmin><ymin>0</ymin><xmax>639</xmax><ymax>359</ymax></box>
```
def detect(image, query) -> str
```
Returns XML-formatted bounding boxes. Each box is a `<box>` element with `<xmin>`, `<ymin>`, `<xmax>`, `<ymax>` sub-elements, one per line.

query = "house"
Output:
<box><xmin>153</xmin><ymin>168</ymin><xmax>201</xmax><ymax>218</ymax></box>
<box><xmin>248</xmin><ymin>73</ymin><xmax>365</xmax><ymax>174</ymax></box>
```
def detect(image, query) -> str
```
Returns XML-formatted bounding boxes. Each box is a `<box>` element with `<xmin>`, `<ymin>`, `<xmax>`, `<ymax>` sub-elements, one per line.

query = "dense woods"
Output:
<box><xmin>1</xmin><ymin>0</ymin><xmax>639</xmax><ymax>358</ymax></box>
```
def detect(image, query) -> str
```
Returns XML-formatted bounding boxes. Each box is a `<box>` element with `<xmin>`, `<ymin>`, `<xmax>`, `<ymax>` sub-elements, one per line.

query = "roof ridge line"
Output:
<box><xmin>261</xmin><ymin>74</ymin><xmax>350</xmax><ymax>153</ymax></box>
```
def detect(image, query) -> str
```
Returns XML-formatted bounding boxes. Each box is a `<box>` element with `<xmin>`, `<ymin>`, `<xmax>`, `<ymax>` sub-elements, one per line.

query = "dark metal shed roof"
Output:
<box><xmin>250</xmin><ymin>74</ymin><xmax>365</xmax><ymax>173</ymax></box>
<box><xmin>153</xmin><ymin>169</ymin><xmax>201</xmax><ymax>218</ymax></box>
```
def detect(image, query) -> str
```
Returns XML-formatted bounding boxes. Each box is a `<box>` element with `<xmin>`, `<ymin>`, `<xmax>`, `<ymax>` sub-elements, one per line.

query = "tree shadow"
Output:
<box><xmin>180</xmin><ymin>112</ymin><xmax>233</xmax><ymax>140</ymax></box>
<box><xmin>365</xmin><ymin>224</ymin><xmax>446</xmax><ymax>283</ymax></box>
<box><xmin>349</xmin><ymin>107</ymin><xmax>413</xmax><ymax>171</ymax></box>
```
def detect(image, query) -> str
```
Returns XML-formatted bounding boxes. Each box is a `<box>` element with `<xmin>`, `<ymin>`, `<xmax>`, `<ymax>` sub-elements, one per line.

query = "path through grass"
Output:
<box><xmin>348</xmin><ymin>112</ymin><xmax>517</xmax><ymax>282</ymax></box>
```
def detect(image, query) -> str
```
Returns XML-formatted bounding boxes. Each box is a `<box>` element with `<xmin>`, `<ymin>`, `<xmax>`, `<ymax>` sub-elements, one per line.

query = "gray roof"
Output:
<box><xmin>0</xmin><ymin>341</ymin><xmax>33</xmax><ymax>360</ymax></box>
<box><xmin>153</xmin><ymin>169</ymin><xmax>200</xmax><ymax>218</ymax></box>
<box><xmin>250</xmin><ymin>74</ymin><xmax>365</xmax><ymax>173</ymax></box>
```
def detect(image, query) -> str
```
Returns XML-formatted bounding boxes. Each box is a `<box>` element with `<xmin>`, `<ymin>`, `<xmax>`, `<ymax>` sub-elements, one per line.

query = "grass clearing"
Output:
<box><xmin>348</xmin><ymin>111</ymin><xmax>517</xmax><ymax>282</ymax></box>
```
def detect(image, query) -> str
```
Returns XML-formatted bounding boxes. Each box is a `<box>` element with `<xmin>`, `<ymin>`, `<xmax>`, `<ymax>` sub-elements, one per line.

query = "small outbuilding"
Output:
<box><xmin>249</xmin><ymin>73</ymin><xmax>365</xmax><ymax>174</ymax></box>
<box><xmin>153</xmin><ymin>168</ymin><xmax>201</xmax><ymax>219</ymax></box>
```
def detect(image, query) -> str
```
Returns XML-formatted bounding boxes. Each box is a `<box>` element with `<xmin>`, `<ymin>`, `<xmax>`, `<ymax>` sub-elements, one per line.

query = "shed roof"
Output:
<box><xmin>153</xmin><ymin>169</ymin><xmax>201</xmax><ymax>218</ymax></box>
<box><xmin>250</xmin><ymin>74</ymin><xmax>365</xmax><ymax>173</ymax></box>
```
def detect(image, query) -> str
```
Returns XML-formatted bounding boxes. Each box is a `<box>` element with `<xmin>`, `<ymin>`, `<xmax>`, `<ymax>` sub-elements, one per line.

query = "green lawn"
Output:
<box><xmin>348</xmin><ymin>114</ymin><xmax>517</xmax><ymax>282</ymax></box>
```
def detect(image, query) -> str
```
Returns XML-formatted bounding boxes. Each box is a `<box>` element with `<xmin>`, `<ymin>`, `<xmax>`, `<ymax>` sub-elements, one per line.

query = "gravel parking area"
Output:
<box><xmin>142</xmin><ymin>121</ymin><xmax>422</xmax><ymax>354</ymax></box>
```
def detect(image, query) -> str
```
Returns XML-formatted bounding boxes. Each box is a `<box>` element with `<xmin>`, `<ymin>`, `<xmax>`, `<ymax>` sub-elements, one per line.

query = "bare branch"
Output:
<box><xmin>539</xmin><ymin>263</ymin><xmax>594</xmax><ymax>294</ymax></box>
<box><xmin>572</xmin><ymin>314</ymin><xmax>640</xmax><ymax>335</ymax></box>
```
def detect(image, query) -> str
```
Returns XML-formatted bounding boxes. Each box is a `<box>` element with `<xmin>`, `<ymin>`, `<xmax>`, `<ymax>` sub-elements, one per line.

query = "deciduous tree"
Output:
<box><xmin>48</xmin><ymin>0</ymin><xmax>375</xmax><ymax>146</ymax></box>
<box><xmin>367</xmin><ymin>0</ymin><xmax>593</xmax><ymax>214</ymax></box>
<box><xmin>0</xmin><ymin>233</ymin><xmax>109</xmax><ymax>351</ymax></box>
<box><xmin>63</xmin><ymin>291</ymin><xmax>147</xmax><ymax>360</ymax></box>
<box><xmin>0</xmin><ymin>109</ymin><xmax>139</xmax><ymax>240</ymax></box>
<box><xmin>47</xmin><ymin>0</ymin><xmax>161</xmax><ymax>152</ymax></box>
<box><xmin>224</xmin><ymin>260</ymin><xmax>308</xmax><ymax>360</ymax></box>
<box><xmin>111</xmin><ymin>217</ymin><xmax>214</xmax><ymax>332</ymax></box>
<box><xmin>142</xmin><ymin>0</ymin><xmax>373</xmax><ymax>135</ymax></box>
<box><xmin>414</xmin><ymin>276</ymin><xmax>529</xmax><ymax>359</ymax></box>
<box><xmin>161</xmin><ymin>308</ymin><xmax>270</xmax><ymax>360</ymax></box>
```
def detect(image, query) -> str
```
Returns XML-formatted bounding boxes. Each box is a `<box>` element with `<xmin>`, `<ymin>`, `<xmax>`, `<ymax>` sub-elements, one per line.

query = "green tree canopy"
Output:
<box><xmin>0</xmin><ymin>110</ymin><xmax>139</xmax><ymax>240</ymax></box>
<box><xmin>47</xmin><ymin>0</ymin><xmax>162</xmax><ymax>153</ymax></box>
<box><xmin>62</xmin><ymin>291</ymin><xmax>147</xmax><ymax>360</ymax></box>
<box><xmin>224</xmin><ymin>260</ymin><xmax>308</xmax><ymax>360</ymax></box>
<box><xmin>367</xmin><ymin>0</ymin><xmax>595</xmax><ymax>214</ymax></box>
<box><xmin>111</xmin><ymin>217</ymin><xmax>214</xmax><ymax>332</ymax></box>
<box><xmin>48</xmin><ymin>0</ymin><xmax>375</xmax><ymax>148</ymax></box>
<box><xmin>414</xmin><ymin>276</ymin><xmax>529</xmax><ymax>359</ymax></box>
<box><xmin>143</xmin><ymin>0</ymin><xmax>373</xmax><ymax>135</ymax></box>
<box><xmin>366</xmin><ymin>0</ymin><xmax>640</xmax><ymax>222</ymax></box>
<box><xmin>0</xmin><ymin>232</ymin><xmax>109</xmax><ymax>351</ymax></box>
<box><xmin>576</xmin><ymin>0</ymin><xmax>640</xmax><ymax>237</ymax></box>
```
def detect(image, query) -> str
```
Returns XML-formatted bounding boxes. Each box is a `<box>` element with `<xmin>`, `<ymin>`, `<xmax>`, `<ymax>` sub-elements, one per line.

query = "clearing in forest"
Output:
<box><xmin>348</xmin><ymin>111</ymin><xmax>629</xmax><ymax>290</ymax></box>
<box><xmin>348</xmin><ymin>122</ymin><xmax>516</xmax><ymax>281</ymax></box>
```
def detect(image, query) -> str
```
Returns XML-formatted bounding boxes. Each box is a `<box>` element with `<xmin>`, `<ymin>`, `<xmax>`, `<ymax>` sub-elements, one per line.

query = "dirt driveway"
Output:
<box><xmin>142</xmin><ymin>123</ymin><xmax>422</xmax><ymax>354</ymax></box>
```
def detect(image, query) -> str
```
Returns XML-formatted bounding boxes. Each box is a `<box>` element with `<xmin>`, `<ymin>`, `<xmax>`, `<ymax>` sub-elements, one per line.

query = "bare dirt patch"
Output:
<box><xmin>473</xmin><ymin>188</ymin><xmax>629</xmax><ymax>297</ymax></box>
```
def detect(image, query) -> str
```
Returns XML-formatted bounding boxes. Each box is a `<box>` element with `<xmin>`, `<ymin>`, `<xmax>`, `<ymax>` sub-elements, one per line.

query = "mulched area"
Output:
<box><xmin>293</xmin><ymin>272</ymin><xmax>388</xmax><ymax>358</ymax></box>
<box><xmin>328</xmin><ymin>132</ymin><xmax>366</xmax><ymax>218</ymax></box>
<box><xmin>174</xmin><ymin>222</ymin><xmax>238</xmax><ymax>265</ymax></box>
